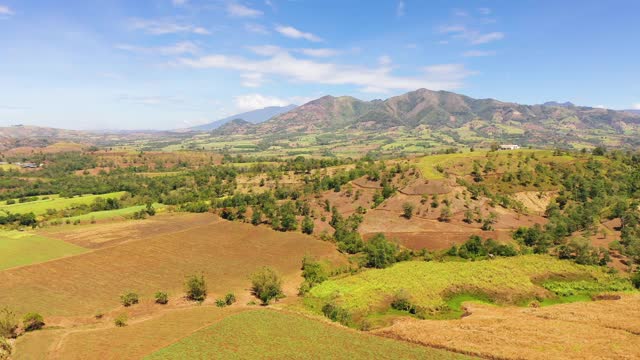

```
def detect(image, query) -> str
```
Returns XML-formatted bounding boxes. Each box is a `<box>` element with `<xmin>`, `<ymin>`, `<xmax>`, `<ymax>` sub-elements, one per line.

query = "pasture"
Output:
<box><xmin>308</xmin><ymin>255</ymin><xmax>633</xmax><ymax>319</ymax></box>
<box><xmin>0</xmin><ymin>192</ymin><xmax>127</xmax><ymax>215</ymax></box>
<box><xmin>0</xmin><ymin>231</ymin><xmax>87</xmax><ymax>270</ymax></box>
<box><xmin>145</xmin><ymin>310</ymin><xmax>470</xmax><ymax>360</ymax></box>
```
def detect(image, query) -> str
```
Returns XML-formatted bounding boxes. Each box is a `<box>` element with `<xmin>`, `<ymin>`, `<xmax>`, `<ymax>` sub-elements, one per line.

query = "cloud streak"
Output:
<box><xmin>0</xmin><ymin>5</ymin><xmax>14</xmax><ymax>16</ymax></box>
<box><xmin>463</xmin><ymin>50</ymin><xmax>496</xmax><ymax>57</ymax></box>
<box><xmin>129</xmin><ymin>18</ymin><xmax>210</xmax><ymax>35</ymax></box>
<box><xmin>227</xmin><ymin>3</ymin><xmax>263</xmax><ymax>18</ymax></box>
<box><xmin>440</xmin><ymin>25</ymin><xmax>504</xmax><ymax>44</ymax></box>
<box><xmin>275</xmin><ymin>25</ymin><xmax>322</xmax><ymax>42</ymax></box>
<box><xmin>178</xmin><ymin>50</ymin><xmax>473</xmax><ymax>93</ymax></box>
<box><xmin>116</xmin><ymin>41</ymin><xmax>200</xmax><ymax>55</ymax></box>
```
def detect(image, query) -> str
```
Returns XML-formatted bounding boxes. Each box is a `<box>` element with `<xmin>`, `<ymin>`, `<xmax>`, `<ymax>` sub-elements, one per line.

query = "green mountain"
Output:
<box><xmin>256</xmin><ymin>89</ymin><xmax>640</xmax><ymax>147</ymax></box>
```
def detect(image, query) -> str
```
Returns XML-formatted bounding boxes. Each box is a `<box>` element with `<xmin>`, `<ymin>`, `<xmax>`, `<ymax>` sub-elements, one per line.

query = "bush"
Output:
<box><xmin>0</xmin><ymin>308</ymin><xmax>17</xmax><ymax>339</ymax></box>
<box><xmin>390</xmin><ymin>290</ymin><xmax>416</xmax><ymax>314</ymax></box>
<box><xmin>0</xmin><ymin>337</ymin><xmax>11</xmax><ymax>360</ymax></box>
<box><xmin>114</xmin><ymin>314</ymin><xmax>127</xmax><ymax>327</ymax></box>
<box><xmin>632</xmin><ymin>272</ymin><xmax>640</xmax><ymax>289</ymax></box>
<box><xmin>402</xmin><ymin>202</ymin><xmax>414</xmax><ymax>219</ymax></box>
<box><xmin>301</xmin><ymin>216</ymin><xmax>314</xmax><ymax>235</ymax></box>
<box><xmin>155</xmin><ymin>291</ymin><xmax>169</xmax><ymax>305</ymax></box>
<box><xmin>185</xmin><ymin>274</ymin><xmax>207</xmax><ymax>302</ymax></box>
<box><xmin>250</xmin><ymin>267</ymin><xmax>283</xmax><ymax>305</ymax></box>
<box><xmin>215</xmin><ymin>299</ymin><xmax>226</xmax><ymax>308</ymax></box>
<box><xmin>364</xmin><ymin>233</ymin><xmax>398</xmax><ymax>269</ymax></box>
<box><xmin>22</xmin><ymin>312</ymin><xmax>45</xmax><ymax>332</ymax></box>
<box><xmin>321</xmin><ymin>302</ymin><xmax>350</xmax><ymax>325</ymax></box>
<box><xmin>120</xmin><ymin>292</ymin><xmax>139</xmax><ymax>307</ymax></box>
<box><xmin>225</xmin><ymin>293</ymin><xmax>236</xmax><ymax>306</ymax></box>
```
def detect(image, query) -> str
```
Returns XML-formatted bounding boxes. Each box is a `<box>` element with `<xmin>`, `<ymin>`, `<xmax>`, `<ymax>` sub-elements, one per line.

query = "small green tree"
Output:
<box><xmin>0</xmin><ymin>336</ymin><xmax>11</xmax><ymax>360</ymax></box>
<box><xmin>250</xmin><ymin>267</ymin><xmax>283</xmax><ymax>305</ymax></box>
<box><xmin>438</xmin><ymin>206</ymin><xmax>452</xmax><ymax>222</ymax></box>
<box><xmin>114</xmin><ymin>314</ymin><xmax>127</xmax><ymax>327</ymax></box>
<box><xmin>155</xmin><ymin>291</ymin><xmax>169</xmax><ymax>305</ymax></box>
<box><xmin>0</xmin><ymin>308</ymin><xmax>17</xmax><ymax>339</ymax></box>
<box><xmin>224</xmin><ymin>293</ymin><xmax>237</xmax><ymax>305</ymax></box>
<box><xmin>185</xmin><ymin>274</ymin><xmax>207</xmax><ymax>302</ymax></box>
<box><xmin>402</xmin><ymin>202</ymin><xmax>414</xmax><ymax>219</ymax></box>
<box><xmin>120</xmin><ymin>292</ymin><xmax>139</xmax><ymax>307</ymax></box>
<box><xmin>632</xmin><ymin>272</ymin><xmax>640</xmax><ymax>289</ymax></box>
<box><xmin>22</xmin><ymin>313</ymin><xmax>45</xmax><ymax>332</ymax></box>
<box><xmin>365</xmin><ymin>233</ymin><xmax>399</xmax><ymax>269</ymax></box>
<box><xmin>301</xmin><ymin>216</ymin><xmax>314</xmax><ymax>235</ymax></box>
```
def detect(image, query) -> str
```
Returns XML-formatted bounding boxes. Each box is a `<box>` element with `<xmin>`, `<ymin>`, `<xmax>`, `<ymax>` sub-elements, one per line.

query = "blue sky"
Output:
<box><xmin>0</xmin><ymin>0</ymin><xmax>639</xmax><ymax>130</ymax></box>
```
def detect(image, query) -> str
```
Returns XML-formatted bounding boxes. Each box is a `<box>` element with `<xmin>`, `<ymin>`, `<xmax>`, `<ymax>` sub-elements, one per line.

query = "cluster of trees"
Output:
<box><xmin>447</xmin><ymin>235</ymin><xmax>518</xmax><ymax>259</ymax></box>
<box><xmin>1</xmin><ymin>306</ymin><xmax>45</xmax><ymax>357</ymax></box>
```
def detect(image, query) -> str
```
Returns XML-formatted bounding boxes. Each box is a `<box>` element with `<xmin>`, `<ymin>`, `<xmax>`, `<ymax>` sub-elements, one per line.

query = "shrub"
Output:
<box><xmin>185</xmin><ymin>274</ymin><xmax>207</xmax><ymax>302</ymax></box>
<box><xmin>301</xmin><ymin>216</ymin><xmax>314</xmax><ymax>235</ymax></box>
<box><xmin>225</xmin><ymin>293</ymin><xmax>236</xmax><ymax>306</ymax></box>
<box><xmin>155</xmin><ymin>291</ymin><xmax>169</xmax><ymax>305</ymax></box>
<box><xmin>215</xmin><ymin>299</ymin><xmax>226</xmax><ymax>308</ymax></box>
<box><xmin>321</xmin><ymin>302</ymin><xmax>350</xmax><ymax>326</ymax></box>
<box><xmin>120</xmin><ymin>292</ymin><xmax>139</xmax><ymax>307</ymax></box>
<box><xmin>402</xmin><ymin>202</ymin><xmax>414</xmax><ymax>219</ymax></box>
<box><xmin>22</xmin><ymin>313</ymin><xmax>45</xmax><ymax>332</ymax></box>
<box><xmin>0</xmin><ymin>308</ymin><xmax>17</xmax><ymax>339</ymax></box>
<box><xmin>250</xmin><ymin>267</ymin><xmax>283</xmax><ymax>305</ymax></box>
<box><xmin>0</xmin><ymin>337</ymin><xmax>11</xmax><ymax>360</ymax></box>
<box><xmin>114</xmin><ymin>314</ymin><xmax>127</xmax><ymax>327</ymax></box>
<box><xmin>390</xmin><ymin>290</ymin><xmax>416</xmax><ymax>314</ymax></box>
<box><xmin>364</xmin><ymin>233</ymin><xmax>398</xmax><ymax>269</ymax></box>
<box><xmin>632</xmin><ymin>272</ymin><xmax>640</xmax><ymax>289</ymax></box>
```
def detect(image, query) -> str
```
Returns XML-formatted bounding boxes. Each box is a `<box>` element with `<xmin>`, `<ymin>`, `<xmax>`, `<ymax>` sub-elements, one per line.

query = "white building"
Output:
<box><xmin>499</xmin><ymin>144</ymin><xmax>520</xmax><ymax>150</ymax></box>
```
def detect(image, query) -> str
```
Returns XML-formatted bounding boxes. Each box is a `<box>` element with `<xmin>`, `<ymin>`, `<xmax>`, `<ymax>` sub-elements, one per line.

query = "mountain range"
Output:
<box><xmin>189</xmin><ymin>105</ymin><xmax>297</xmax><ymax>131</ymax></box>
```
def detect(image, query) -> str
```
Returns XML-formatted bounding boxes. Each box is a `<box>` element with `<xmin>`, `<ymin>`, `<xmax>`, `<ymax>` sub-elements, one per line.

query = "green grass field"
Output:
<box><xmin>145</xmin><ymin>310</ymin><xmax>470</xmax><ymax>360</ymax></box>
<box><xmin>0</xmin><ymin>231</ymin><xmax>87</xmax><ymax>270</ymax></box>
<box><xmin>308</xmin><ymin>255</ymin><xmax>633</xmax><ymax>319</ymax></box>
<box><xmin>0</xmin><ymin>192</ymin><xmax>127</xmax><ymax>215</ymax></box>
<box><xmin>61</xmin><ymin>203</ymin><xmax>166</xmax><ymax>222</ymax></box>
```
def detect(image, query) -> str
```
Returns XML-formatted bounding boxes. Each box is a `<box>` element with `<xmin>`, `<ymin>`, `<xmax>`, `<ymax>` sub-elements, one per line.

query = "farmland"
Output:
<box><xmin>145</xmin><ymin>310</ymin><xmax>470</xmax><ymax>360</ymax></box>
<box><xmin>0</xmin><ymin>231</ymin><xmax>87</xmax><ymax>270</ymax></box>
<box><xmin>0</xmin><ymin>192</ymin><xmax>127</xmax><ymax>215</ymax></box>
<box><xmin>308</xmin><ymin>256</ymin><xmax>632</xmax><ymax>322</ymax></box>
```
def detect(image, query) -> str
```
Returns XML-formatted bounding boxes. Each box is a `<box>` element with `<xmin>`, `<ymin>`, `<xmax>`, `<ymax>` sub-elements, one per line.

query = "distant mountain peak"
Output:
<box><xmin>189</xmin><ymin>104</ymin><xmax>297</xmax><ymax>131</ymax></box>
<box><xmin>543</xmin><ymin>101</ymin><xmax>575</xmax><ymax>108</ymax></box>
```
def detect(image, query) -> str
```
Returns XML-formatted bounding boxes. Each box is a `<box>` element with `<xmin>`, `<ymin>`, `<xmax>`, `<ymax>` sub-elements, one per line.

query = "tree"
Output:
<box><xmin>120</xmin><ymin>292</ymin><xmax>139</xmax><ymax>307</ymax></box>
<box><xmin>155</xmin><ymin>291</ymin><xmax>169</xmax><ymax>305</ymax></box>
<box><xmin>250</xmin><ymin>267</ymin><xmax>283</xmax><ymax>305</ymax></box>
<box><xmin>0</xmin><ymin>336</ymin><xmax>12</xmax><ymax>360</ymax></box>
<box><xmin>402</xmin><ymin>202</ymin><xmax>414</xmax><ymax>219</ymax></box>
<box><xmin>114</xmin><ymin>314</ymin><xmax>127</xmax><ymax>327</ymax></box>
<box><xmin>438</xmin><ymin>206</ymin><xmax>452</xmax><ymax>222</ymax></box>
<box><xmin>0</xmin><ymin>308</ymin><xmax>17</xmax><ymax>339</ymax></box>
<box><xmin>364</xmin><ymin>233</ymin><xmax>398</xmax><ymax>269</ymax></box>
<box><xmin>22</xmin><ymin>313</ymin><xmax>45</xmax><ymax>332</ymax></box>
<box><xmin>463</xmin><ymin>209</ymin><xmax>474</xmax><ymax>224</ymax></box>
<box><xmin>301</xmin><ymin>216</ymin><xmax>314</xmax><ymax>235</ymax></box>
<box><xmin>185</xmin><ymin>274</ymin><xmax>207</xmax><ymax>302</ymax></box>
<box><xmin>251</xmin><ymin>208</ymin><xmax>262</xmax><ymax>225</ymax></box>
<box><xmin>225</xmin><ymin>293</ymin><xmax>237</xmax><ymax>305</ymax></box>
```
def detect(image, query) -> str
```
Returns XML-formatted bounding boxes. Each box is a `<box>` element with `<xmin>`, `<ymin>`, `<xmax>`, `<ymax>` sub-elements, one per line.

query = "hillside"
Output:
<box><xmin>190</xmin><ymin>105</ymin><xmax>297</xmax><ymax>131</ymax></box>
<box><xmin>211</xmin><ymin>118</ymin><xmax>256</xmax><ymax>136</ymax></box>
<box><xmin>252</xmin><ymin>89</ymin><xmax>640</xmax><ymax>147</ymax></box>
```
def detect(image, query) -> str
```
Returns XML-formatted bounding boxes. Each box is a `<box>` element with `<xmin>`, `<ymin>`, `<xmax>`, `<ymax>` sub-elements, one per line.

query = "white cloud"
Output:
<box><xmin>227</xmin><ymin>3</ymin><xmax>263</xmax><ymax>18</ymax></box>
<box><xmin>406</xmin><ymin>43</ymin><xmax>418</xmax><ymax>49</ymax></box>
<box><xmin>595</xmin><ymin>105</ymin><xmax>605</xmax><ymax>109</ymax></box>
<box><xmin>275</xmin><ymin>25</ymin><xmax>322</xmax><ymax>42</ymax></box>
<box><xmin>172</xmin><ymin>0</ymin><xmax>187</xmax><ymax>6</ymax></box>
<box><xmin>234</xmin><ymin>94</ymin><xmax>290</xmax><ymax>111</ymax></box>
<box><xmin>246</xmin><ymin>45</ymin><xmax>283</xmax><ymax>56</ymax></box>
<box><xmin>118</xmin><ymin>95</ymin><xmax>183</xmax><ymax>106</ymax></box>
<box><xmin>478</xmin><ymin>7</ymin><xmax>491</xmax><ymax>15</ymax></box>
<box><xmin>240</xmin><ymin>72</ymin><xmax>264</xmax><ymax>87</ymax></box>
<box><xmin>633</xmin><ymin>103</ymin><xmax>640</xmax><ymax>110</ymax></box>
<box><xmin>129</xmin><ymin>18</ymin><xmax>210</xmax><ymax>35</ymax></box>
<box><xmin>378</xmin><ymin>55</ymin><xmax>392</xmax><ymax>66</ymax></box>
<box><xmin>439</xmin><ymin>25</ymin><xmax>504</xmax><ymax>45</ymax></box>
<box><xmin>0</xmin><ymin>5</ymin><xmax>14</xmax><ymax>16</ymax></box>
<box><xmin>397</xmin><ymin>1</ymin><xmax>405</xmax><ymax>17</ymax></box>
<box><xmin>265</xmin><ymin>0</ymin><xmax>275</xmax><ymax>10</ymax></box>
<box><xmin>245</xmin><ymin>23</ymin><xmax>270</xmax><ymax>34</ymax></box>
<box><xmin>116</xmin><ymin>41</ymin><xmax>200</xmax><ymax>55</ymax></box>
<box><xmin>298</xmin><ymin>48</ymin><xmax>340</xmax><ymax>57</ymax></box>
<box><xmin>179</xmin><ymin>51</ymin><xmax>473</xmax><ymax>93</ymax></box>
<box><xmin>463</xmin><ymin>50</ymin><xmax>496</xmax><ymax>57</ymax></box>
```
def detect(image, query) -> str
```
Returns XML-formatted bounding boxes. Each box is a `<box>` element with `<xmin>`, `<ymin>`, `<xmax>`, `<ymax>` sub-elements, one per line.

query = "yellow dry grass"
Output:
<box><xmin>375</xmin><ymin>295</ymin><xmax>640</xmax><ymax>360</ymax></box>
